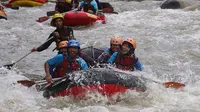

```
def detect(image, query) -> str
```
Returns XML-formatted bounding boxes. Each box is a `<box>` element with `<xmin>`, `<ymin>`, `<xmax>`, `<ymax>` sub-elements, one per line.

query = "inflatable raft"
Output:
<box><xmin>63</xmin><ymin>11</ymin><xmax>106</xmax><ymax>26</ymax></box>
<box><xmin>100</xmin><ymin>2</ymin><xmax>115</xmax><ymax>13</ymax></box>
<box><xmin>81</xmin><ymin>46</ymin><xmax>104</xmax><ymax>60</ymax></box>
<box><xmin>5</xmin><ymin>0</ymin><xmax>48</xmax><ymax>7</ymax></box>
<box><xmin>0</xmin><ymin>5</ymin><xmax>7</xmax><ymax>20</ymax></box>
<box><xmin>43</xmin><ymin>68</ymin><xmax>146</xmax><ymax>98</ymax></box>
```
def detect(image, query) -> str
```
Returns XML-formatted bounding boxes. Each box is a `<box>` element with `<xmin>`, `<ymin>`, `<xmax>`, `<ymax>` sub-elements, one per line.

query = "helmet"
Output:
<box><xmin>123</xmin><ymin>38</ymin><xmax>136</xmax><ymax>49</ymax></box>
<box><xmin>52</xmin><ymin>13</ymin><xmax>64</xmax><ymax>20</ymax></box>
<box><xmin>110</xmin><ymin>36</ymin><xmax>123</xmax><ymax>45</ymax></box>
<box><xmin>67</xmin><ymin>40</ymin><xmax>80</xmax><ymax>48</ymax></box>
<box><xmin>51</xmin><ymin>13</ymin><xmax>64</xmax><ymax>27</ymax></box>
<box><xmin>58</xmin><ymin>41</ymin><xmax>68</xmax><ymax>49</ymax></box>
<box><xmin>65</xmin><ymin>0</ymin><xmax>71</xmax><ymax>3</ymax></box>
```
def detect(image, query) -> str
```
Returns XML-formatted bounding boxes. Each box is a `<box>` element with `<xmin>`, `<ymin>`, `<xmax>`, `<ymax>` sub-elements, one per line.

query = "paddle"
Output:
<box><xmin>3</xmin><ymin>36</ymin><xmax>54</xmax><ymax>69</ymax></box>
<box><xmin>42</xmin><ymin>75</ymin><xmax>70</xmax><ymax>91</ymax></box>
<box><xmin>3</xmin><ymin>52</ymin><xmax>32</xmax><ymax>69</ymax></box>
<box><xmin>107</xmin><ymin>66</ymin><xmax>185</xmax><ymax>89</ymax></box>
<box><xmin>17</xmin><ymin>79</ymin><xmax>47</xmax><ymax>87</ymax></box>
<box><xmin>17</xmin><ymin>77</ymin><xmax>61</xmax><ymax>88</ymax></box>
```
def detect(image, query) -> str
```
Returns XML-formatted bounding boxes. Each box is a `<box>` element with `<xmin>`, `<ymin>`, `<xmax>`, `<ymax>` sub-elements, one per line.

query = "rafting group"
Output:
<box><xmin>31</xmin><ymin>11</ymin><xmax>143</xmax><ymax>84</ymax></box>
<box><xmin>21</xmin><ymin>10</ymin><xmax>184</xmax><ymax>99</ymax></box>
<box><xmin>1</xmin><ymin>0</ymin><xmax>186</xmax><ymax>99</ymax></box>
<box><xmin>30</xmin><ymin>13</ymin><xmax>145</xmax><ymax>98</ymax></box>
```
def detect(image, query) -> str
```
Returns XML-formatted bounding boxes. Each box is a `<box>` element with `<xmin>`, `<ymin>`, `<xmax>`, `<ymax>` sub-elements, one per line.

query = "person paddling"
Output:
<box><xmin>107</xmin><ymin>38</ymin><xmax>143</xmax><ymax>71</ymax></box>
<box><xmin>97</xmin><ymin>36</ymin><xmax>123</xmax><ymax>63</ymax></box>
<box><xmin>44</xmin><ymin>40</ymin><xmax>88</xmax><ymax>83</ymax></box>
<box><xmin>55</xmin><ymin>0</ymin><xmax>79</xmax><ymax>13</ymax></box>
<box><xmin>78</xmin><ymin>0</ymin><xmax>98</xmax><ymax>14</ymax></box>
<box><xmin>31</xmin><ymin>13</ymin><xmax>75</xmax><ymax>53</ymax></box>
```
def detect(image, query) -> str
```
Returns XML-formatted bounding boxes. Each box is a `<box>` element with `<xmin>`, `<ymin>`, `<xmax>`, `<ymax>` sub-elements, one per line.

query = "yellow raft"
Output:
<box><xmin>9</xmin><ymin>0</ymin><xmax>48</xmax><ymax>7</ymax></box>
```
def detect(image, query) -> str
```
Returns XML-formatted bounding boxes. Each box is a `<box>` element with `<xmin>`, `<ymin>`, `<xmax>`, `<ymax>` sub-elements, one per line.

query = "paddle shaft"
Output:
<box><xmin>3</xmin><ymin>36</ymin><xmax>54</xmax><ymax>68</ymax></box>
<box><xmin>14</xmin><ymin>52</ymin><xmax>32</xmax><ymax>65</ymax></box>
<box><xmin>106</xmin><ymin>66</ymin><xmax>185</xmax><ymax>88</ymax></box>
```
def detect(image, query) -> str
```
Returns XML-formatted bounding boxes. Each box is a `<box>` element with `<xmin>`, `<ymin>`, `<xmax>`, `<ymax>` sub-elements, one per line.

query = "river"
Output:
<box><xmin>0</xmin><ymin>0</ymin><xmax>200</xmax><ymax>112</ymax></box>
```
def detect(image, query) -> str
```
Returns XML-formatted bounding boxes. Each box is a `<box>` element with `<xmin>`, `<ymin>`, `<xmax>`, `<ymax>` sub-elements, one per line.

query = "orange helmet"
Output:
<box><xmin>110</xmin><ymin>36</ymin><xmax>123</xmax><ymax>45</ymax></box>
<box><xmin>123</xmin><ymin>38</ymin><xmax>136</xmax><ymax>49</ymax></box>
<box><xmin>58</xmin><ymin>41</ymin><xmax>68</xmax><ymax>49</ymax></box>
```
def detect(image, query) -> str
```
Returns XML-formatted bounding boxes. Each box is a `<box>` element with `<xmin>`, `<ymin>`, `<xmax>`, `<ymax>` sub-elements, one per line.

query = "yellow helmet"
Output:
<box><xmin>51</xmin><ymin>13</ymin><xmax>64</xmax><ymax>27</ymax></box>
<box><xmin>58</xmin><ymin>41</ymin><xmax>68</xmax><ymax>49</ymax></box>
<box><xmin>52</xmin><ymin>13</ymin><xmax>64</xmax><ymax>20</ymax></box>
<box><xmin>110</xmin><ymin>36</ymin><xmax>123</xmax><ymax>45</ymax></box>
<box><xmin>123</xmin><ymin>38</ymin><xmax>136</xmax><ymax>49</ymax></box>
<box><xmin>65</xmin><ymin>0</ymin><xmax>71</xmax><ymax>3</ymax></box>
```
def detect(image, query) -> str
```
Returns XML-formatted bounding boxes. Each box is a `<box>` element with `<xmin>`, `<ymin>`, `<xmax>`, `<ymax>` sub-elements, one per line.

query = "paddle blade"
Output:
<box><xmin>11</xmin><ymin>6</ymin><xmax>19</xmax><ymax>10</ymax></box>
<box><xmin>163</xmin><ymin>82</ymin><xmax>185</xmax><ymax>89</ymax></box>
<box><xmin>47</xmin><ymin>11</ymin><xmax>58</xmax><ymax>16</ymax></box>
<box><xmin>3</xmin><ymin>63</ymin><xmax>15</xmax><ymax>69</ymax></box>
<box><xmin>36</xmin><ymin>16</ymin><xmax>49</xmax><ymax>23</ymax></box>
<box><xmin>17</xmin><ymin>80</ymin><xmax>36</xmax><ymax>87</ymax></box>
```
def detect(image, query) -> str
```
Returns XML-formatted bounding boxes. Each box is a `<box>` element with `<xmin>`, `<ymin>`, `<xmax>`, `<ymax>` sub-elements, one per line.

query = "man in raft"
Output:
<box><xmin>107</xmin><ymin>38</ymin><xmax>143</xmax><ymax>71</ymax></box>
<box><xmin>78</xmin><ymin>0</ymin><xmax>98</xmax><ymax>14</ymax></box>
<box><xmin>97</xmin><ymin>36</ymin><xmax>123</xmax><ymax>63</ymax></box>
<box><xmin>31</xmin><ymin>13</ymin><xmax>75</xmax><ymax>53</ymax></box>
<box><xmin>44</xmin><ymin>40</ymin><xmax>88</xmax><ymax>83</ymax></box>
<box><xmin>55</xmin><ymin>0</ymin><xmax>79</xmax><ymax>13</ymax></box>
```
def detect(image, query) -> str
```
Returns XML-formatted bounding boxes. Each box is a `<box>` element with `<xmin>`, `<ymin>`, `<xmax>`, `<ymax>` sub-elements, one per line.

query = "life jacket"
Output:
<box><xmin>54</xmin><ymin>27</ymin><xmax>73</xmax><ymax>47</ymax></box>
<box><xmin>115</xmin><ymin>54</ymin><xmax>138</xmax><ymax>71</ymax></box>
<box><xmin>54</xmin><ymin>55</ymin><xmax>80</xmax><ymax>78</ymax></box>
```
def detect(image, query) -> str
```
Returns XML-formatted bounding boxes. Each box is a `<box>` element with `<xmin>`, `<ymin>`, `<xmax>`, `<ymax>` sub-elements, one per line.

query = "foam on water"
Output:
<box><xmin>1</xmin><ymin>0</ymin><xmax>200</xmax><ymax>112</ymax></box>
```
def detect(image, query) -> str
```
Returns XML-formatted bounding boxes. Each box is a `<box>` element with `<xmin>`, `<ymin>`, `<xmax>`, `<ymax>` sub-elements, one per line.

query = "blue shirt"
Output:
<box><xmin>79</xmin><ymin>0</ymin><xmax>98</xmax><ymax>10</ymax></box>
<box><xmin>107</xmin><ymin>52</ymin><xmax>143</xmax><ymax>71</ymax></box>
<box><xmin>47</xmin><ymin>54</ymin><xmax>88</xmax><ymax>76</ymax></box>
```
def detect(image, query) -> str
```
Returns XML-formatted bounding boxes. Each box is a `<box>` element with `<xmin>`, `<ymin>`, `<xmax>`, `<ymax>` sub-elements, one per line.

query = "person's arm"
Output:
<box><xmin>44</xmin><ymin>62</ymin><xmax>53</xmax><ymax>83</ymax></box>
<box><xmin>90</xmin><ymin>1</ymin><xmax>98</xmax><ymax>14</ymax></box>
<box><xmin>77</xmin><ymin>57</ymin><xmax>88</xmax><ymax>70</ymax></box>
<box><xmin>78</xmin><ymin>1</ymin><xmax>84</xmax><ymax>10</ymax></box>
<box><xmin>36</xmin><ymin>34</ymin><xmax>55</xmax><ymax>52</ymax></box>
<box><xmin>97</xmin><ymin>48</ymin><xmax>110</xmax><ymax>63</ymax></box>
<box><xmin>44</xmin><ymin>54</ymin><xmax>64</xmax><ymax>82</ymax></box>
<box><xmin>107</xmin><ymin>52</ymin><xmax>118</xmax><ymax>64</ymax></box>
<box><xmin>134</xmin><ymin>59</ymin><xmax>143</xmax><ymax>71</ymax></box>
